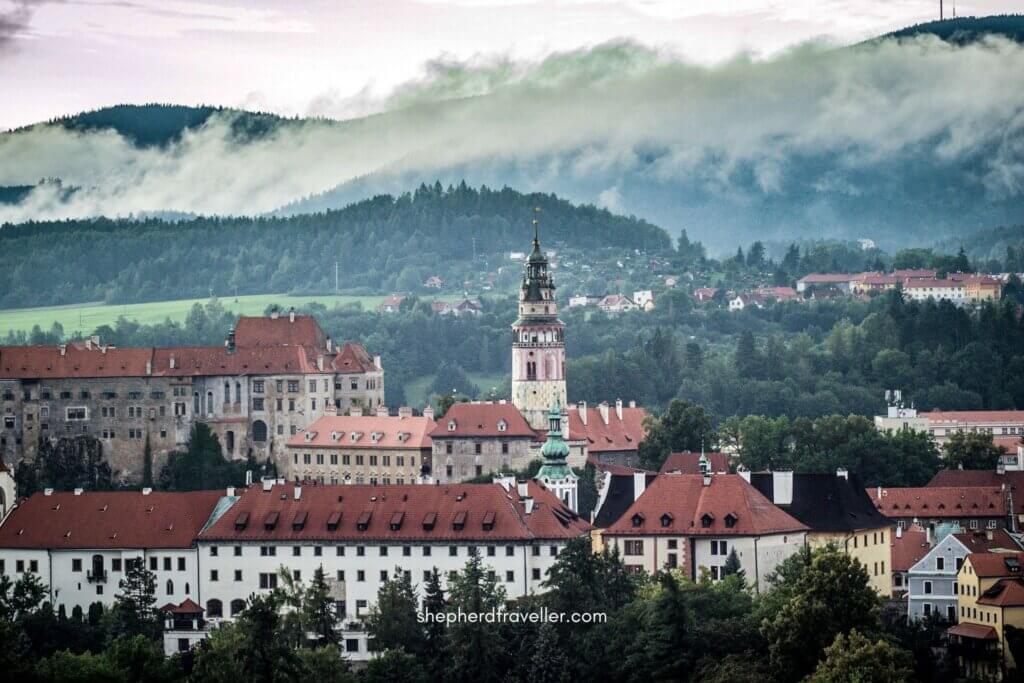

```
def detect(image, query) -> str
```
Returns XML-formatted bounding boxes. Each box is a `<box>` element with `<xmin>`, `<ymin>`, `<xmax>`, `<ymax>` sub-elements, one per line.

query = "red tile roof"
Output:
<box><xmin>659</xmin><ymin>451</ymin><xmax>730</xmax><ymax>475</ymax></box>
<box><xmin>152</xmin><ymin>345</ymin><xmax>317</xmax><ymax>377</ymax></box>
<box><xmin>978</xmin><ymin>578</ymin><xmax>1024</xmax><ymax>607</ymax></box>
<box><xmin>604</xmin><ymin>473</ymin><xmax>808</xmax><ymax>537</ymax></box>
<box><xmin>166</xmin><ymin>598</ymin><xmax>204</xmax><ymax>614</ymax></box>
<box><xmin>892</xmin><ymin>269</ymin><xmax>938</xmax><ymax>279</ymax></box>
<box><xmin>0</xmin><ymin>344</ymin><xmax>154</xmax><ymax>379</ymax></box>
<box><xmin>948</xmin><ymin>623</ymin><xmax>998</xmax><ymax>640</ymax></box>
<box><xmin>922</xmin><ymin>410</ymin><xmax>1024</xmax><ymax>425</ymax></box>
<box><xmin>798</xmin><ymin>273</ymin><xmax>859</xmax><ymax>284</ymax></box>
<box><xmin>234</xmin><ymin>314</ymin><xmax>327</xmax><ymax>349</ymax></box>
<box><xmin>955</xmin><ymin>529</ymin><xmax>1024</xmax><ymax>554</ymax></box>
<box><xmin>331</xmin><ymin>342</ymin><xmax>378</xmax><ymax>374</ymax></box>
<box><xmin>928</xmin><ymin>470</ymin><xmax>1023</xmax><ymax>488</ymax></box>
<box><xmin>566</xmin><ymin>405</ymin><xmax>647</xmax><ymax>453</ymax></box>
<box><xmin>890</xmin><ymin>526</ymin><xmax>929</xmax><ymax>572</ymax></box>
<box><xmin>430</xmin><ymin>403</ymin><xmax>536</xmax><ymax>439</ymax></box>
<box><xmin>289</xmin><ymin>415</ymin><xmax>436</xmax><ymax>450</ymax></box>
<box><xmin>0</xmin><ymin>490</ymin><xmax>224</xmax><ymax>549</ymax></box>
<box><xmin>198</xmin><ymin>481</ymin><xmax>589</xmax><ymax>543</ymax></box>
<box><xmin>867</xmin><ymin>486</ymin><xmax>1007</xmax><ymax>517</ymax></box>
<box><xmin>586</xmin><ymin>455</ymin><xmax>651</xmax><ymax>476</ymax></box>
<box><xmin>967</xmin><ymin>551</ymin><xmax>1024</xmax><ymax>578</ymax></box>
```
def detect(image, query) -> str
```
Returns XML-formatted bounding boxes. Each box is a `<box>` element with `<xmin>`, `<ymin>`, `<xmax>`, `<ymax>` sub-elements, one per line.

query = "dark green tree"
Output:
<box><xmin>366</xmin><ymin>568</ymin><xmax>422</xmax><ymax>654</ymax></box>
<box><xmin>807</xmin><ymin>630</ymin><xmax>914</xmax><ymax>683</ymax></box>
<box><xmin>108</xmin><ymin>559</ymin><xmax>161</xmax><ymax>642</ymax></box>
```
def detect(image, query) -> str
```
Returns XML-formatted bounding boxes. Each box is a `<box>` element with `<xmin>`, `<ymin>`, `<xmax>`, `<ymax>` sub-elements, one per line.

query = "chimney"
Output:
<box><xmin>294</xmin><ymin>486</ymin><xmax>302</xmax><ymax>500</ymax></box>
<box><xmin>317</xmin><ymin>355</ymin><xmax>324</xmax><ymax>371</ymax></box>
<box><xmin>703</xmin><ymin>470</ymin><xmax>712</xmax><ymax>486</ymax></box>
<box><xmin>398</xmin><ymin>406</ymin><xmax>413</xmax><ymax>418</ymax></box>
<box><xmin>896</xmin><ymin>525</ymin><xmax>903</xmax><ymax>539</ymax></box>
<box><xmin>245</xmin><ymin>470</ymin><xmax>253</xmax><ymax>486</ymax></box>
<box><xmin>44</xmin><ymin>488</ymin><xmax>54</xmax><ymax>496</ymax></box>
<box><xmin>988</xmin><ymin>530</ymin><xmax>994</xmax><ymax>540</ymax></box>
<box><xmin>738</xmin><ymin>468</ymin><xmax>751</xmax><ymax>483</ymax></box>
<box><xmin>633</xmin><ymin>472</ymin><xmax>647</xmax><ymax>500</ymax></box>
<box><xmin>326</xmin><ymin>337</ymin><xmax>333</xmax><ymax>353</ymax></box>
<box><xmin>493</xmin><ymin>475</ymin><xmax>514</xmax><ymax>492</ymax></box>
<box><xmin>998</xmin><ymin>461</ymin><xmax>1006</xmax><ymax>475</ymax></box>
<box><xmin>598</xmin><ymin>401</ymin><xmax>609</xmax><ymax>425</ymax></box>
<box><xmin>59</xmin><ymin>345</ymin><xmax>66</xmax><ymax>356</ymax></box>
<box><xmin>523</xmin><ymin>497</ymin><xmax>535</xmax><ymax>514</ymax></box>
<box><xmin>350</xmin><ymin>405</ymin><xmax>363</xmax><ymax>417</ymax></box>
<box><xmin>141</xmin><ymin>488</ymin><xmax>152</xmax><ymax>495</ymax></box>
<box><xmin>226</xmin><ymin>486</ymin><xmax>235</xmax><ymax>497</ymax></box>
<box><xmin>226</xmin><ymin>327</ymin><xmax>236</xmax><ymax>353</ymax></box>
<box><xmin>926</xmin><ymin>526</ymin><xmax>932</xmax><ymax>544</ymax></box>
<box><xmin>578</xmin><ymin>401</ymin><xmax>587</xmax><ymax>426</ymax></box>
<box><xmin>615</xmin><ymin>399</ymin><xmax>623</xmax><ymax>420</ymax></box>
<box><xmin>74</xmin><ymin>488</ymin><xmax>83</xmax><ymax>495</ymax></box>
<box><xmin>170</xmin><ymin>355</ymin><xmax>176</xmax><ymax>370</ymax></box>
<box><xmin>289</xmin><ymin>307</ymin><xmax>296</xmax><ymax>323</ymax></box>
<box><xmin>517</xmin><ymin>481</ymin><xmax>529</xmax><ymax>497</ymax></box>
<box><xmin>423</xmin><ymin>405</ymin><xmax>435</xmax><ymax>421</ymax></box>
<box><xmin>376</xmin><ymin>404</ymin><xmax>389</xmax><ymax>417</ymax></box>
<box><xmin>771</xmin><ymin>471</ymin><xmax>793</xmax><ymax>505</ymax></box>
<box><xmin>374</xmin><ymin>355</ymin><xmax>383</xmax><ymax>370</ymax></box>
<box><xmin>145</xmin><ymin>360</ymin><xmax>152</xmax><ymax>376</ymax></box>
<box><xmin>836</xmin><ymin>468</ymin><xmax>849</xmax><ymax>480</ymax></box>
<box><xmin>271</xmin><ymin>308</ymin><xmax>280</xmax><ymax>320</ymax></box>
<box><xmin>629</xmin><ymin>400</ymin><xmax>636</xmax><ymax>408</ymax></box>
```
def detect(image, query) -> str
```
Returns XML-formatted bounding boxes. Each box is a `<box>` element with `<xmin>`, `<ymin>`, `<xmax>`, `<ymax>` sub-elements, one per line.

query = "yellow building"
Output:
<box><xmin>950</xmin><ymin>552</ymin><xmax>1024</xmax><ymax>680</ymax></box>
<box><xmin>748</xmin><ymin>471</ymin><xmax>894</xmax><ymax>595</ymax></box>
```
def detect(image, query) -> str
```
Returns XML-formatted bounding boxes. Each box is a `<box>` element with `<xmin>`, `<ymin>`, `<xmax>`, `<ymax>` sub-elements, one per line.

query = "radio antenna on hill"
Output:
<box><xmin>940</xmin><ymin>0</ymin><xmax>943</xmax><ymax>20</ymax></box>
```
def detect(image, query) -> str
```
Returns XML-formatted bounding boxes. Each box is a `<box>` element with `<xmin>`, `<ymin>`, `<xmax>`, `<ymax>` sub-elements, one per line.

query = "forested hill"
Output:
<box><xmin>882</xmin><ymin>14</ymin><xmax>1024</xmax><ymax>44</ymax></box>
<box><xmin>0</xmin><ymin>183</ymin><xmax>672</xmax><ymax>309</ymax></box>
<box><xmin>9</xmin><ymin>104</ymin><xmax>293</xmax><ymax>147</ymax></box>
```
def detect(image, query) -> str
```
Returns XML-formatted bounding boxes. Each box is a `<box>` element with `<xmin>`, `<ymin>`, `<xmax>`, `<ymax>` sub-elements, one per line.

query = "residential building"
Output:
<box><xmin>378</xmin><ymin>295</ymin><xmax>406</xmax><ymax>313</ymax></box>
<box><xmin>907</xmin><ymin>525</ymin><xmax>1023</xmax><ymax>623</ymax></box>
<box><xmin>564</xmin><ymin>400</ymin><xmax>647</xmax><ymax>470</ymax></box>
<box><xmin>603</xmin><ymin>469</ymin><xmax>808</xmax><ymax>591</ymax></box>
<box><xmin>949</xmin><ymin>552</ymin><xmax>1024</xmax><ymax>680</ymax></box>
<box><xmin>423</xmin><ymin>276</ymin><xmax>444</xmax><ymax>289</ymax></box>
<box><xmin>511</xmin><ymin>222</ymin><xmax>567</xmax><ymax>430</ymax></box>
<box><xmin>632</xmin><ymin>290</ymin><xmax>655</xmax><ymax>311</ymax></box>
<box><xmin>430</xmin><ymin>402</ymin><xmax>537</xmax><ymax>483</ymax></box>
<box><xmin>891</xmin><ymin>524</ymin><xmax>930</xmax><ymax>596</ymax></box>
<box><xmin>692</xmin><ymin>287</ymin><xmax>718</xmax><ymax>303</ymax></box>
<box><xmin>875</xmin><ymin>404</ymin><xmax>1024</xmax><ymax>445</ymax></box>
<box><xmin>728</xmin><ymin>293</ymin><xmax>763</xmax><ymax>312</ymax></box>
<box><xmin>161</xmin><ymin>599</ymin><xmax>210</xmax><ymax>656</ymax></box>
<box><xmin>749</xmin><ymin>470</ymin><xmax>894</xmax><ymax>595</ymax></box>
<box><xmin>197</xmin><ymin>480</ymin><xmax>589</xmax><ymax>659</ymax></box>
<box><xmin>285</xmin><ymin>409</ymin><xmax>436</xmax><ymax>485</ymax></box>
<box><xmin>0</xmin><ymin>488</ymin><xmax>224</xmax><ymax>615</ymax></box>
<box><xmin>597</xmin><ymin>294</ymin><xmax>637</xmax><ymax>314</ymax></box>
<box><xmin>951</xmin><ymin>273</ymin><xmax>1003</xmax><ymax>304</ymax></box>
<box><xmin>902</xmin><ymin>278</ymin><xmax>967</xmax><ymax>305</ymax></box>
<box><xmin>0</xmin><ymin>312</ymin><xmax>385</xmax><ymax>480</ymax></box>
<box><xmin>591</xmin><ymin>467</ymin><xmax>657</xmax><ymax>543</ymax></box>
<box><xmin>868</xmin><ymin>486</ymin><xmax>1010</xmax><ymax>532</ymax></box>
<box><xmin>660</xmin><ymin>451</ymin><xmax>729</xmax><ymax>475</ymax></box>
<box><xmin>795</xmin><ymin>273</ymin><xmax>860</xmax><ymax>294</ymax></box>
<box><xmin>567</xmin><ymin>294</ymin><xmax>601</xmax><ymax>308</ymax></box>
<box><xmin>929</xmin><ymin>459</ymin><xmax>1024</xmax><ymax>530</ymax></box>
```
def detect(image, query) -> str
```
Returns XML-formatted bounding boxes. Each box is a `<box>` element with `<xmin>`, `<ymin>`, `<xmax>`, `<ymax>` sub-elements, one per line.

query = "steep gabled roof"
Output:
<box><xmin>198</xmin><ymin>481</ymin><xmax>589</xmax><ymax>542</ymax></box>
<box><xmin>430</xmin><ymin>402</ymin><xmax>536</xmax><ymax>439</ymax></box>
<box><xmin>967</xmin><ymin>551</ymin><xmax>1024</xmax><ymax>578</ymax></box>
<box><xmin>592</xmin><ymin>471</ymin><xmax>657</xmax><ymax>529</ymax></box>
<box><xmin>867</xmin><ymin>486</ymin><xmax>1007</xmax><ymax>517</ymax></box>
<box><xmin>234</xmin><ymin>314</ymin><xmax>327</xmax><ymax>349</ymax></box>
<box><xmin>749</xmin><ymin>473</ymin><xmax>889</xmax><ymax>533</ymax></box>
<box><xmin>891</xmin><ymin>525</ymin><xmax>929</xmax><ymax>573</ymax></box>
<box><xmin>0</xmin><ymin>344</ymin><xmax>154</xmax><ymax>379</ymax></box>
<box><xmin>0</xmin><ymin>490</ymin><xmax>224</xmax><ymax>549</ymax></box>
<box><xmin>566</xmin><ymin>405</ymin><xmax>646</xmax><ymax>453</ymax></box>
<box><xmin>978</xmin><ymin>578</ymin><xmax>1024</xmax><ymax>607</ymax></box>
<box><xmin>604</xmin><ymin>473</ymin><xmax>808</xmax><ymax>537</ymax></box>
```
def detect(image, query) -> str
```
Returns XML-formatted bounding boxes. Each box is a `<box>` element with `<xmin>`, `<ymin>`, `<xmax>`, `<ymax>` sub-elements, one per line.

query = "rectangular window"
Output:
<box><xmin>234</xmin><ymin>570</ymin><xmax>242</xmax><ymax>581</ymax></box>
<box><xmin>259</xmin><ymin>573</ymin><xmax>278</xmax><ymax>589</ymax></box>
<box><xmin>624</xmin><ymin>540</ymin><xmax>643</xmax><ymax>556</ymax></box>
<box><xmin>72</xmin><ymin>558</ymin><xmax>82</xmax><ymax>572</ymax></box>
<box><xmin>937</xmin><ymin>557</ymin><xmax>944</xmax><ymax>571</ymax></box>
<box><xmin>210</xmin><ymin>570</ymin><xmax>219</xmax><ymax>581</ymax></box>
<box><xmin>112</xmin><ymin>558</ymin><xmax>122</xmax><ymax>572</ymax></box>
<box><xmin>506</xmin><ymin>570</ymin><xmax>514</xmax><ymax>583</ymax></box>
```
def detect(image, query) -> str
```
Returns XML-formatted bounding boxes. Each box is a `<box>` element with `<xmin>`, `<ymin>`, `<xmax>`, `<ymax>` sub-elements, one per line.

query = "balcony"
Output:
<box><xmin>87</xmin><ymin>569</ymin><xmax>108</xmax><ymax>583</ymax></box>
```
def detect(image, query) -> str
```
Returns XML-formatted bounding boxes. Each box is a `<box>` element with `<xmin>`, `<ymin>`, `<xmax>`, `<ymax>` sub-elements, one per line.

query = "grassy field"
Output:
<box><xmin>0</xmin><ymin>293</ymin><xmax>463</xmax><ymax>339</ymax></box>
<box><xmin>404</xmin><ymin>372</ymin><xmax>507</xmax><ymax>409</ymax></box>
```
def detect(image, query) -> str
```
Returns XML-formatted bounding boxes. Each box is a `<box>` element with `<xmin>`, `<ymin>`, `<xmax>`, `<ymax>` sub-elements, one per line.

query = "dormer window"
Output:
<box><xmin>304</xmin><ymin>432</ymin><xmax>315</xmax><ymax>442</ymax></box>
<box><xmin>660</xmin><ymin>513</ymin><xmax>674</xmax><ymax>528</ymax></box>
<box><xmin>482</xmin><ymin>511</ymin><xmax>495</xmax><ymax>531</ymax></box>
<box><xmin>701</xmin><ymin>514</ymin><xmax>714</xmax><ymax>528</ymax></box>
<box><xmin>422</xmin><ymin>512</ymin><xmax>437</xmax><ymax>531</ymax></box>
<box><xmin>263</xmin><ymin>511</ymin><xmax>279</xmax><ymax>531</ymax></box>
<box><xmin>356</xmin><ymin>511</ymin><xmax>372</xmax><ymax>532</ymax></box>
<box><xmin>448</xmin><ymin>420</ymin><xmax>457</xmax><ymax>432</ymax></box>
<box><xmin>234</xmin><ymin>512</ymin><xmax>249</xmax><ymax>531</ymax></box>
<box><xmin>292</xmin><ymin>511</ymin><xmax>307</xmax><ymax>532</ymax></box>
<box><xmin>497</xmin><ymin>419</ymin><xmax>507</xmax><ymax>432</ymax></box>
<box><xmin>631</xmin><ymin>513</ymin><xmax>645</xmax><ymax>528</ymax></box>
<box><xmin>326</xmin><ymin>511</ymin><xmax>341</xmax><ymax>531</ymax></box>
<box><xmin>724</xmin><ymin>513</ymin><xmax>738</xmax><ymax>529</ymax></box>
<box><xmin>453</xmin><ymin>510</ymin><xmax>467</xmax><ymax>531</ymax></box>
<box><xmin>331</xmin><ymin>431</ymin><xmax>341</xmax><ymax>442</ymax></box>
<box><xmin>390</xmin><ymin>512</ymin><xmax>404</xmax><ymax>531</ymax></box>
<box><xmin>350</xmin><ymin>432</ymin><xmax>362</xmax><ymax>443</ymax></box>
<box><xmin>371</xmin><ymin>432</ymin><xmax>382</xmax><ymax>443</ymax></box>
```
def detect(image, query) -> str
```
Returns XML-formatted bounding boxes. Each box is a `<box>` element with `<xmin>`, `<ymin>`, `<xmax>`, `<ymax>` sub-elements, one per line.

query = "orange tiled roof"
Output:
<box><xmin>289</xmin><ymin>415</ymin><xmax>435</xmax><ymax>450</ymax></box>
<box><xmin>867</xmin><ymin>486</ymin><xmax>1007</xmax><ymax>517</ymax></box>
<box><xmin>566</xmin><ymin>405</ymin><xmax>647</xmax><ymax>453</ymax></box>
<box><xmin>430</xmin><ymin>403</ymin><xmax>536</xmax><ymax>439</ymax></box>
<box><xmin>660</xmin><ymin>451</ymin><xmax>730</xmax><ymax>475</ymax></box>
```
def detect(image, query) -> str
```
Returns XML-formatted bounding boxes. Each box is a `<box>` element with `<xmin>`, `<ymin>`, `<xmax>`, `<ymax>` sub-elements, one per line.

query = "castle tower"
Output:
<box><xmin>512</xmin><ymin>212</ymin><xmax>567</xmax><ymax>430</ymax></box>
<box><xmin>535</xmin><ymin>404</ymin><xmax>578</xmax><ymax>512</ymax></box>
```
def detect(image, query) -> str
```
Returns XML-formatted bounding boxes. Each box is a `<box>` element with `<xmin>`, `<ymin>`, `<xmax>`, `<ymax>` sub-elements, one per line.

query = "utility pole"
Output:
<box><xmin>940</xmin><ymin>0</ymin><xmax>944</xmax><ymax>20</ymax></box>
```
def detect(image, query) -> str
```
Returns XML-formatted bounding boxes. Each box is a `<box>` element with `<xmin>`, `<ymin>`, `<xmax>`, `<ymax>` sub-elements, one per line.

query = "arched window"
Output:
<box><xmin>166</xmin><ymin>579</ymin><xmax>174</xmax><ymax>595</ymax></box>
<box><xmin>206</xmin><ymin>599</ymin><xmax>223</xmax><ymax>618</ymax></box>
<box><xmin>206</xmin><ymin>391</ymin><xmax>213</xmax><ymax>414</ymax></box>
<box><xmin>193</xmin><ymin>392</ymin><xmax>200</xmax><ymax>414</ymax></box>
<box><xmin>234</xmin><ymin>382</ymin><xmax>241</xmax><ymax>404</ymax></box>
<box><xmin>226</xmin><ymin>431</ymin><xmax>235</xmax><ymax>454</ymax></box>
<box><xmin>252</xmin><ymin>420</ymin><xmax>268</xmax><ymax>442</ymax></box>
<box><xmin>230</xmin><ymin>599</ymin><xmax>246</xmax><ymax>616</ymax></box>
<box><xmin>224</xmin><ymin>382</ymin><xmax>231</xmax><ymax>405</ymax></box>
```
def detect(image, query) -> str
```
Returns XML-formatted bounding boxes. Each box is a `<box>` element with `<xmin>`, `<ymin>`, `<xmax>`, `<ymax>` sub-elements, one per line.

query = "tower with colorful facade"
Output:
<box><xmin>511</xmin><ymin>212</ymin><xmax>567</xmax><ymax>430</ymax></box>
<box><xmin>535</xmin><ymin>404</ymin><xmax>578</xmax><ymax>512</ymax></box>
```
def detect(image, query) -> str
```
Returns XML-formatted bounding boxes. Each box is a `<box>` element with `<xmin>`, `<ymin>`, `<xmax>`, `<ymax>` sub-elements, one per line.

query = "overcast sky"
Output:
<box><xmin>1</xmin><ymin>0</ymin><xmax>1020</xmax><ymax>130</ymax></box>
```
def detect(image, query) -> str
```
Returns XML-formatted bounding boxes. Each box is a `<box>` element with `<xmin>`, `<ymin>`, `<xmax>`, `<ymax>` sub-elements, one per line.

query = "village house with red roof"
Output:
<box><xmin>603</xmin><ymin>469</ymin><xmax>808</xmax><ymax>591</ymax></box>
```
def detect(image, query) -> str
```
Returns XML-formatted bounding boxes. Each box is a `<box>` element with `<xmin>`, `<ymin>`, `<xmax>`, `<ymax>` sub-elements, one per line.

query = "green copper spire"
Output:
<box><xmin>522</xmin><ymin>208</ymin><xmax>553</xmax><ymax>303</ymax></box>
<box><xmin>537</xmin><ymin>403</ymin><xmax>575</xmax><ymax>481</ymax></box>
